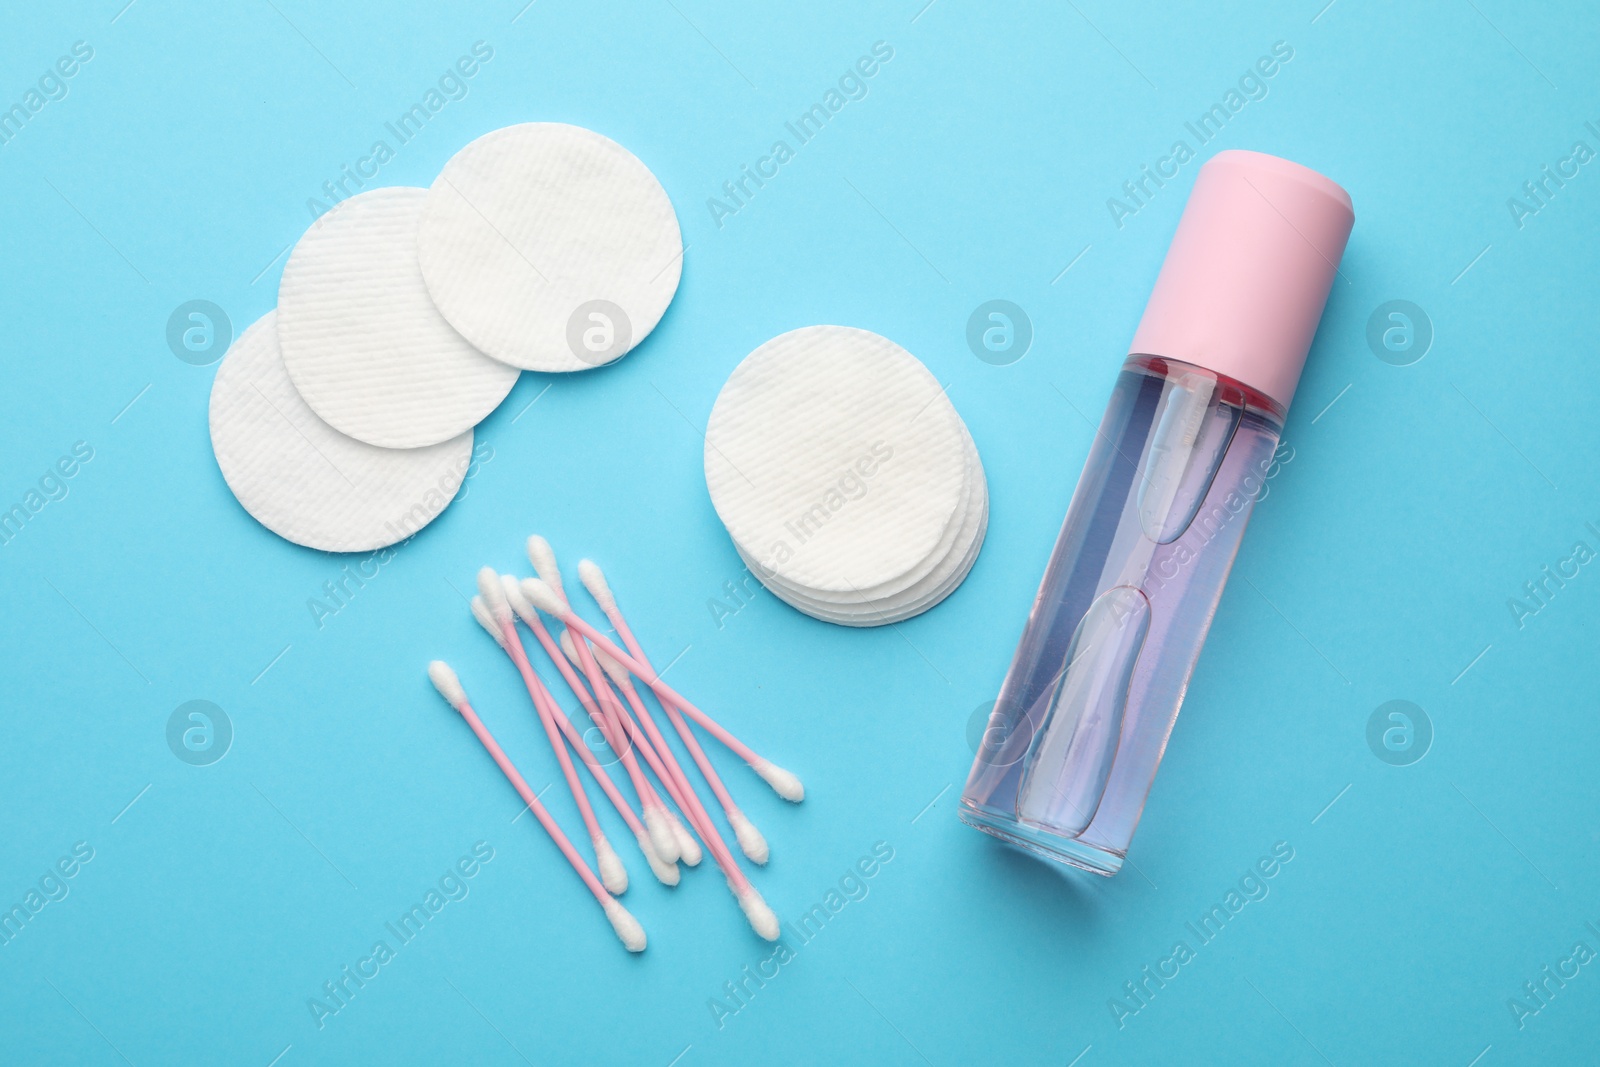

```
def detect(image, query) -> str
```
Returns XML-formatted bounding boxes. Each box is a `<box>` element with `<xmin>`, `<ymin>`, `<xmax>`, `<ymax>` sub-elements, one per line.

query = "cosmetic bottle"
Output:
<box><xmin>959</xmin><ymin>150</ymin><xmax>1353</xmax><ymax>875</ymax></box>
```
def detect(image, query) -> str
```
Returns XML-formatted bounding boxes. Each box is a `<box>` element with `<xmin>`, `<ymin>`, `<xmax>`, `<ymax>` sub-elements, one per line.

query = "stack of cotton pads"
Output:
<box><xmin>704</xmin><ymin>326</ymin><xmax>987</xmax><ymax>626</ymax></box>
<box><xmin>209</xmin><ymin>123</ymin><xmax>683</xmax><ymax>551</ymax></box>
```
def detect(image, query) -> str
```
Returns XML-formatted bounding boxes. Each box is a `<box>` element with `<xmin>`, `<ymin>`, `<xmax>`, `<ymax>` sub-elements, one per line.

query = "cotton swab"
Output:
<box><xmin>570</xmin><ymin>638</ymin><xmax>778</xmax><ymax>939</ymax></box>
<box><xmin>470</xmin><ymin>594</ymin><xmax>632</xmax><ymax>892</ymax></box>
<box><xmin>525</xmin><ymin>541</ymin><xmax>707</xmax><ymax>866</ymax></box>
<box><xmin>505</xmin><ymin>575</ymin><xmax>688</xmax><ymax>870</ymax></box>
<box><xmin>591</xmin><ymin>638</ymin><xmax>768</xmax><ymax>864</ymax></box>
<box><xmin>502</xmin><ymin>572</ymin><xmax>691</xmax><ymax>867</ymax></box>
<box><xmin>476</xmin><ymin>568</ymin><xmax>628</xmax><ymax>896</ymax></box>
<box><xmin>557</xmin><ymin>629</ymin><xmax>707</xmax><ymax>869</ymax></box>
<box><xmin>575</xmin><ymin>559</ymin><xmax>769</xmax><ymax>863</ymax></box>
<box><xmin>427</xmin><ymin>661</ymin><xmax>645</xmax><ymax>952</ymax></box>
<box><xmin>471</xmin><ymin>595</ymin><xmax>679</xmax><ymax>887</ymax></box>
<box><xmin>489</xmin><ymin>575</ymin><xmax>672</xmax><ymax>870</ymax></box>
<box><xmin>573</xmin><ymin>558</ymin><xmax>803</xmax><ymax>808</ymax></box>
<box><xmin>576</xmin><ymin>650</ymin><xmax>780</xmax><ymax>941</ymax></box>
<box><xmin>569</xmin><ymin>627</ymin><xmax>761</xmax><ymax>870</ymax></box>
<box><xmin>579</xmin><ymin>560</ymin><xmax>804</xmax><ymax>806</ymax></box>
<box><xmin>521</xmin><ymin>576</ymin><xmax>804</xmax><ymax>802</ymax></box>
<box><xmin>525</xmin><ymin>534</ymin><xmax>568</xmax><ymax>607</ymax></box>
<box><xmin>567</xmin><ymin>639</ymin><xmax>744</xmax><ymax>894</ymax></box>
<box><xmin>519</xmin><ymin>576</ymin><xmax>779</xmax><ymax>941</ymax></box>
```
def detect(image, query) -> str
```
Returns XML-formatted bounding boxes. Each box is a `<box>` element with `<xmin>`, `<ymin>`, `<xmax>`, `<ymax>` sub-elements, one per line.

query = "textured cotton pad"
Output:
<box><xmin>741</xmin><ymin>436</ymin><xmax>988</xmax><ymax>624</ymax></box>
<box><xmin>417</xmin><ymin>123</ymin><xmax>683</xmax><ymax>372</ymax></box>
<box><xmin>278</xmin><ymin>186</ymin><xmax>519</xmax><ymax>449</ymax></box>
<box><xmin>705</xmin><ymin>325</ymin><xmax>987</xmax><ymax>627</ymax></box>
<box><xmin>706</xmin><ymin>326</ymin><xmax>968</xmax><ymax>594</ymax></box>
<box><xmin>767</xmin><ymin>428</ymin><xmax>982</xmax><ymax>605</ymax></box>
<box><xmin>739</xmin><ymin>501</ymin><xmax>986</xmax><ymax>625</ymax></box>
<box><xmin>747</xmin><ymin>432</ymin><xmax>987</xmax><ymax>613</ymax></box>
<box><xmin>210</xmin><ymin>310</ymin><xmax>472</xmax><ymax>552</ymax></box>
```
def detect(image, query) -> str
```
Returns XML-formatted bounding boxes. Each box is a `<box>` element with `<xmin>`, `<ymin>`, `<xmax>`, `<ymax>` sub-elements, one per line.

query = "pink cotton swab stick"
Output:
<box><xmin>589</xmin><ymin>635</ymin><xmax>768</xmax><ymax>865</ymax></box>
<box><xmin>557</xmin><ymin>629</ymin><xmax>709</xmax><ymax>869</ymax></box>
<box><xmin>565</xmin><ymin>638</ymin><xmax>778</xmax><ymax>940</ymax></box>
<box><xmin>576</xmin><ymin>643</ymin><xmax>780</xmax><ymax>934</ymax></box>
<box><xmin>520</xmin><ymin>576</ymin><xmax>804</xmax><ymax>803</ymax></box>
<box><xmin>570</xmin><ymin>556</ymin><xmax>803</xmax><ymax>809</ymax></box>
<box><xmin>519</xmin><ymin>580</ymin><xmax>779</xmax><ymax>941</ymax></box>
<box><xmin>475</xmin><ymin>568</ymin><xmax>629</xmax><ymax>896</ymax></box>
<box><xmin>487</xmin><ymin>580</ymin><xmax>669</xmax><ymax>861</ymax></box>
<box><xmin>567</xmin><ymin>631</ymin><xmax>743</xmax><ymax>868</ymax></box>
<box><xmin>525</xmin><ymin>539</ymin><xmax>705</xmax><ymax>866</ymax></box>
<box><xmin>576</xmin><ymin>560</ymin><xmax>771</xmax><ymax>863</ymax></box>
<box><xmin>426</xmin><ymin>661</ymin><xmax>645</xmax><ymax>952</ymax></box>
<box><xmin>469</xmin><ymin>593</ymin><xmax>632</xmax><ymax>893</ymax></box>
<box><xmin>472</xmin><ymin>596</ymin><xmax>679</xmax><ymax>887</ymax></box>
<box><xmin>504</xmin><ymin>564</ymin><xmax>695</xmax><ymax>868</ymax></box>
<box><xmin>505</xmin><ymin>566</ymin><xmax>687</xmax><ymax>866</ymax></box>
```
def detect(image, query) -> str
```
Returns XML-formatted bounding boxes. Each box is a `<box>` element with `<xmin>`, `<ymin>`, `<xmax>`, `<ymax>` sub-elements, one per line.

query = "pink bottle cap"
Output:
<box><xmin>1128</xmin><ymin>149</ymin><xmax>1354</xmax><ymax>412</ymax></box>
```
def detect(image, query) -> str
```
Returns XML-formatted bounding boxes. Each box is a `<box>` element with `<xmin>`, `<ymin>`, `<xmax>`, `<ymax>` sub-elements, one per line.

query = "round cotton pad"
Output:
<box><xmin>746</xmin><ymin>432</ymin><xmax>987</xmax><ymax>616</ymax></box>
<box><xmin>705</xmin><ymin>326</ymin><xmax>986</xmax><ymax>626</ymax></box>
<box><xmin>278</xmin><ymin>186</ymin><xmax>519</xmax><ymax>449</ymax></box>
<box><xmin>741</xmin><ymin>436</ymin><xmax>988</xmax><ymax>624</ymax></box>
<box><xmin>739</xmin><ymin>501</ymin><xmax>986</xmax><ymax>625</ymax></box>
<box><xmin>766</xmin><ymin>429</ymin><xmax>982</xmax><ymax>605</ymax></box>
<box><xmin>417</xmin><ymin>123</ymin><xmax>683</xmax><ymax>373</ymax></box>
<box><xmin>210</xmin><ymin>310</ymin><xmax>473</xmax><ymax>552</ymax></box>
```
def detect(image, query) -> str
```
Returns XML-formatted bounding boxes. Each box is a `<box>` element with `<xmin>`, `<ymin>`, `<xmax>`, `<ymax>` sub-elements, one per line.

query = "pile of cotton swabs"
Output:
<box><xmin>427</xmin><ymin>536</ymin><xmax>803</xmax><ymax>952</ymax></box>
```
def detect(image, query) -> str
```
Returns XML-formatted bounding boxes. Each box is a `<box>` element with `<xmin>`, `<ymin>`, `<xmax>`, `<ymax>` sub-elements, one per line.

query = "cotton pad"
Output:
<box><xmin>740</xmin><ymin>438</ymin><xmax>988</xmax><ymax>625</ymax></box>
<box><xmin>741</xmin><ymin>433</ymin><xmax>988</xmax><ymax>623</ymax></box>
<box><xmin>705</xmin><ymin>326</ymin><xmax>987</xmax><ymax>626</ymax></box>
<box><xmin>417</xmin><ymin>122</ymin><xmax>683</xmax><ymax>373</ymax></box>
<box><xmin>277</xmin><ymin>186</ymin><xmax>520</xmax><ymax>449</ymax></box>
<box><xmin>210</xmin><ymin>310</ymin><xmax>473</xmax><ymax>552</ymax></box>
<box><xmin>774</xmin><ymin>429</ymin><xmax>982</xmax><ymax>604</ymax></box>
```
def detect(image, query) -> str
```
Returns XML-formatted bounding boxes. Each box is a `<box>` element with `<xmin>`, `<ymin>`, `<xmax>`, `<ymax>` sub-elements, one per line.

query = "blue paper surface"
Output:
<box><xmin>2</xmin><ymin>1</ymin><xmax>1597</xmax><ymax>1063</ymax></box>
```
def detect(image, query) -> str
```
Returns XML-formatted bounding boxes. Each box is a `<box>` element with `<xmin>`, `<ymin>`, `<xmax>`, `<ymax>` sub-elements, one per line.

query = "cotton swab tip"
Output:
<box><xmin>642</xmin><ymin>805</ymin><xmax>681</xmax><ymax>864</ymax></box>
<box><xmin>729</xmin><ymin>809</ymin><xmax>770</xmax><ymax>865</ymax></box>
<box><xmin>755</xmin><ymin>761</ymin><xmax>805</xmax><ymax>803</ymax></box>
<box><xmin>520</xmin><ymin>577</ymin><xmax>566</xmax><ymax>616</ymax></box>
<box><xmin>557</xmin><ymin>628</ymin><xmax>579</xmax><ymax>665</ymax></box>
<box><xmin>594</xmin><ymin>835</ymin><xmax>629</xmax><ymax>896</ymax></box>
<box><xmin>578</xmin><ymin>559</ymin><xmax>618</xmax><ymax>614</ymax></box>
<box><xmin>526</xmin><ymin>535</ymin><xmax>567</xmax><ymax>605</ymax></box>
<box><xmin>666</xmin><ymin>812</ymin><xmax>702</xmax><ymax>867</ymax></box>
<box><xmin>636</xmin><ymin>829</ymin><xmax>681</xmax><ymax>886</ymax></box>
<box><xmin>427</xmin><ymin>661</ymin><xmax>468</xmax><ymax>710</ymax></box>
<box><xmin>470</xmin><ymin>596</ymin><xmax>510</xmax><ymax>652</ymax></box>
<box><xmin>477</xmin><ymin>566</ymin><xmax>511</xmax><ymax>620</ymax></box>
<box><xmin>737</xmin><ymin>885</ymin><xmax>780</xmax><ymax>942</ymax></box>
<box><xmin>501</xmin><ymin>573</ymin><xmax>537</xmax><ymax>624</ymax></box>
<box><xmin>603</xmin><ymin>898</ymin><xmax>647</xmax><ymax>953</ymax></box>
<box><xmin>591</xmin><ymin>643</ymin><xmax>632</xmax><ymax>688</ymax></box>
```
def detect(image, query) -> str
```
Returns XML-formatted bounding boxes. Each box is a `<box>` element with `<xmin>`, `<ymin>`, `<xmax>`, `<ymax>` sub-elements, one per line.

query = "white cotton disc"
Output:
<box><xmin>739</xmin><ymin>445</ymin><xmax>987</xmax><ymax>625</ymax></box>
<box><xmin>277</xmin><ymin>186</ymin><xmax>520</xmax><ymax>449</ymax></box>
<box><xmin>741</xmin><ymin>496</ymin><xmax>987</xmax><ymax>625</ymax></box>
<box><xmin>209</xmin><ymin>311</ymin><xmax>472</xmax><ymax>552</ymax></box>
<box><xmin>705</xmin><ymin>326</ymin><xmax>969</xmax><ymax>595</ymax></box>
<box><xmin>417</xmin><ymin>123</ymin><xmax>683</xmax><ymax>373</ymax></box>
<box><xmin>706</xmin><ymin>326</ymin><xmax>987</xmax><ymax>626</ymax></box>
<box><xmin>739</xmin><ymin>434</ymin><xmax>987</xmax><ymax>624</ymax></box>
<box><xmin>747</xmin><ymin>427</ymin><xmax>983</xmax><ymax>608</ymax></box>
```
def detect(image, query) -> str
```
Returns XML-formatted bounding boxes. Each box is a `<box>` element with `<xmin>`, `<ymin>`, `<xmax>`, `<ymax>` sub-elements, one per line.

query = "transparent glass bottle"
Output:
<box><xmin>958</xmin><ymin>150</ymin><xmax>1353</xmax><ymax>875</ymax></box>
<box><xmin>959</xmin><ymin>356</ymin><xmax>1285</xmax><ymax>874</ymax></box>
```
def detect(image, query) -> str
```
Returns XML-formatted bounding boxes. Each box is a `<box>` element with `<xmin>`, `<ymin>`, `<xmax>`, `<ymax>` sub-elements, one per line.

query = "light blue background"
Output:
<box><xmin>2</xmin><ymin>1</ymin><xmax>1597</xmax><ymax>1063</ymax></box>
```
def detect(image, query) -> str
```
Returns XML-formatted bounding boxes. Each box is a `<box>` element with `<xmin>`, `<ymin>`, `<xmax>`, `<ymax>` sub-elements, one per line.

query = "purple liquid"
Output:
<box><xmin>960</xmin><ymin>356</ymin><xmax>1286</xmax><ymax>875</ymax></box>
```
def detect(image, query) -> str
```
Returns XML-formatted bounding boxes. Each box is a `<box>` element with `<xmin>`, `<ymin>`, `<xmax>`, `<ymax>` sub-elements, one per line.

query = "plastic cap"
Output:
<box><xmin>1128</xmin><ymin>150</ymin><xmax>1354</xmax><ymax>412</ymax></box>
